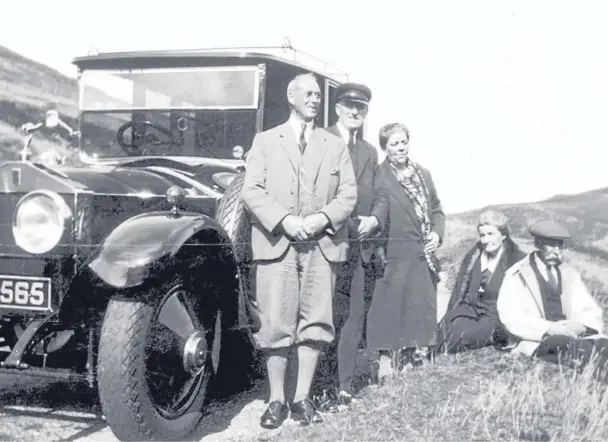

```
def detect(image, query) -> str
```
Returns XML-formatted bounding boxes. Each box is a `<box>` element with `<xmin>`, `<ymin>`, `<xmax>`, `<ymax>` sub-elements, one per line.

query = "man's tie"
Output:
<box><xmin>348</xmin><ymin>129</ymin><xmax>358</xmax><ymax>172</ymax></box>
<box><xmin>299</xmin><ymin>123</ymin><xmax>307</xmax><ymax>153</ymax></box>
<box><xmin>348</xmin><ymin>129</ymin><xmax>357</xmax><ymax>152</ymax></box>
<box><xmin>546</xmin><ymin>265</ymin><xmax>558</xmax><ymax>291</ymax></box>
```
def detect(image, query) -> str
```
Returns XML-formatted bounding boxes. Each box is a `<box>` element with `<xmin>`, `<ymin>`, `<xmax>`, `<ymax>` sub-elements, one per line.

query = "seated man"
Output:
<box><xmin>497</xmin><ymin>219</ymin><xmax>607</xmax><ymax>383</ymax></box>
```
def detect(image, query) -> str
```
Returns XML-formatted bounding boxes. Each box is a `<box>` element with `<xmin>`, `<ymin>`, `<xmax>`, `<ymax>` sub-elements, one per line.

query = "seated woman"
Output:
<box><xmin>436</xmin><ymin>210</ymin><xmax>525</xmax><ymax>354</ymax></box>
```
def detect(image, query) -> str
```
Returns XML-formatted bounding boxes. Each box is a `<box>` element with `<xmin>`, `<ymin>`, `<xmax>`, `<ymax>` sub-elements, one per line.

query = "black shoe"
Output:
<box><xmin>313</xmin><ymin>391</ymin><xmax>339</xmax><ymax>413</ymax></box>
<box><xmin>291</xmin><ymin>399</ymin><xmax>323</xmax><ymax>425</ymax></box>
<box><xmin>260</xmin><ymin>401</ymin><xmax>289</xmax><ymax>429</ymax></box>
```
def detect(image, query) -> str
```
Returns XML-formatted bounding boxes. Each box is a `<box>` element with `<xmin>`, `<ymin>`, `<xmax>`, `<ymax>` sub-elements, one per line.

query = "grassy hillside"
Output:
<box><xmin>0</xmin><ymin>45</ymin><xmax>78</xmax><ymax>161</ymax></box>
<box><xmin>269</xmin><ymin>190</ymin><xmax>608</xmax><ymax>442</ymax></box>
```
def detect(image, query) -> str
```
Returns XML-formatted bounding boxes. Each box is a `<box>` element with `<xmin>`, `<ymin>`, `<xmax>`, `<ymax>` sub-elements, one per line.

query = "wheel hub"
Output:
<box><xmin>182</xmin><ymin>331</ymin><xmax>207</xmax><ymax>374</ymax></box>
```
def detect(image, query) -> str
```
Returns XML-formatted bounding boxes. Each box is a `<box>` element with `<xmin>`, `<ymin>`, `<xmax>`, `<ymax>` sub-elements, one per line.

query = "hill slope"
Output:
<box><xmin>0</xmin><ymin>45</ymin><xmax>78</xmax><ymax>161</ymax></box>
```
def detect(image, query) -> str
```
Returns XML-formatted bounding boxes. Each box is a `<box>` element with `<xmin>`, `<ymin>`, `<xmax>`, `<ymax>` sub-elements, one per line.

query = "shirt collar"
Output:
<box><xmin>289</xmin><ymin>114</ymin><xmax>314</xmax><ymax>140</ymax></box>
<box><xmin>480</xmin><ymin>246</ymin><xmax>504</xmax><ymax>273</ymax></box>
<box><xmin>336</xmin><ymin>122</ymin><xmax>358</xmax><ymax>144</ymax></box>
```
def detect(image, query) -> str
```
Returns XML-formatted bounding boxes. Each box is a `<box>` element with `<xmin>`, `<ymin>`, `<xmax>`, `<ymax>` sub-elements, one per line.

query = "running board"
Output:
<box><xmin>0</xmin><ymin>365</ymin><xmax>86</xmax><ymax>382</ymax></box>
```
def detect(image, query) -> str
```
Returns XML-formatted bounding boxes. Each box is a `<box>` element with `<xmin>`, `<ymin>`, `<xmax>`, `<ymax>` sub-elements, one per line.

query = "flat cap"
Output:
<box><xmin>335</xmin><ymin>82</ymin><xmax>372</xmax><ymax>105</ymax></box>
<box><xmin>529</xmin><ymin>219</ymin><xmax>571</xmax><ymax>240</ymax></box>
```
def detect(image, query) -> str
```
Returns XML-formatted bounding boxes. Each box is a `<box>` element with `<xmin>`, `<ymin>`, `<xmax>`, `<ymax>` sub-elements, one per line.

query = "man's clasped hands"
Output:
<box><xmin>280</xmin><ymin>213</ymin><xmax>380</xmax><ymax>241</ymax></box>
<box><xmin>280</xmin><ymin>213</ymin><xmax>329</xmax><ymax>241</ymax></box>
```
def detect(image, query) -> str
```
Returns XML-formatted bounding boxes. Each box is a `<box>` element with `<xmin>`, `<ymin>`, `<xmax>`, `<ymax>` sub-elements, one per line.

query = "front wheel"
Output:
<box><xmin>97</xmin><ymin>280</ymin><xmax>220</xmax><ymax>441</ymax></box>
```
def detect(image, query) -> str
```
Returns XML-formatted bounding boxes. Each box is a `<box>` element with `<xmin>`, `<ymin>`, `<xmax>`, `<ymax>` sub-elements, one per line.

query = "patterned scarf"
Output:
<box><xmin>390</xmin><ymin>160</ymin><xmax>441</xmax><ymax>283</ymax></box>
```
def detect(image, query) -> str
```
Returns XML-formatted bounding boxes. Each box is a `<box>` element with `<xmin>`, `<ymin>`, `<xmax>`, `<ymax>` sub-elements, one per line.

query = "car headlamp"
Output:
<box><xmin>12</xmin><ymin>190</ymin><xmax>73</xmax><ymax>254</ymax></box>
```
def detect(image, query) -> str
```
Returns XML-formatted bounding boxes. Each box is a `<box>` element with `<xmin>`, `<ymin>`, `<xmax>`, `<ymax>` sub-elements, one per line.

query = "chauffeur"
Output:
<box><xmin>313</xmin><ymin>82</ymin><xmax>389</xmax><ymax>409</ymax></box>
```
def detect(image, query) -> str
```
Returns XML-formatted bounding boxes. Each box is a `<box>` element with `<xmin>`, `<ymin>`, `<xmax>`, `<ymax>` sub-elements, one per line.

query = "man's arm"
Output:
<box><xmin>319</xmin><ymin>141</ymin><xmax>358</xmax><ymax>234</ymax></box>
<box><xmin>241</xmin><ymin>133</ymin><xmax>291</xmax><ymax>234</ymax></box>
<box><xmin>497</xmin><ymin>271</ymin><xmax>554</xmax><ymax>342</ymax></box>
<box><xmin>568</xmin><ymin>270</ymin><xmax>604</xmax><ymax>334</ymax></box>
<box><xmin>369</xmin><ymin>147</ymin><xmax>390</xmax><ymax>231</ymax></box>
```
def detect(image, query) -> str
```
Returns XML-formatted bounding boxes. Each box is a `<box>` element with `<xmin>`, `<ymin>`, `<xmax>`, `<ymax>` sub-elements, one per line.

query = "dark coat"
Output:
<box><xmin>442</xmin><ymin>237</ymin><xmax>526</xmax><ymax>321</ymax></box>
<box><xmin>365</xmin><ymin>159</ymin><xmax>445</xmax><ymax>351</ymax></box>
<box><xmin>325</xmin><ymin>125</ymin><xmax>389</xmax><ymax>240</ymax></box>
<box><xmin>434</xmin><ymin>238</ymin><xmax>526</xmax><ymax>353</ymax></box>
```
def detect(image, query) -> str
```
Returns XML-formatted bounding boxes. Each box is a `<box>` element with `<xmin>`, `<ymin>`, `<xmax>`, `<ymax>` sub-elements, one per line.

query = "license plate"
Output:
<box><xmin>0</xmin><ymin>275</ymin><xmax>52</xmax><ymax>312</ymax></box>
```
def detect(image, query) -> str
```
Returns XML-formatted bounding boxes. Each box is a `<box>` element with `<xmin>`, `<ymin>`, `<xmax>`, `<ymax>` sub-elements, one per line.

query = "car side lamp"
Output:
<box><xmin>166</xmin><ymin>186</ymin><xmax>187</xmax><ymax>217</ymax></box>
<box><xmin>20</xmin><ymin>107</ymin><xmax>80</xmax><ymax>163</ymax></box>
<box><xmin>232</xmin><ymin>145</ymin><xmax>245</xmax><ymax>160</ymax></box>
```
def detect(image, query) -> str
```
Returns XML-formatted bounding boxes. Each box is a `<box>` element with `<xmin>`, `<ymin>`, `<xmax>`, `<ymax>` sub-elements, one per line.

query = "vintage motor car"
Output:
<box><xmin>0</xmin><ymin>41</ymin><xmax>349</xmax><ymax>441</ymax></box>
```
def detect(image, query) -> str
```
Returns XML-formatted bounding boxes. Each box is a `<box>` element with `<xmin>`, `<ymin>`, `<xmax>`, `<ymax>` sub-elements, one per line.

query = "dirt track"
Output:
<box><xmin>0</xmin><ymin>375</ymin><xmax>272</xmax><ymax>442</ymax></box>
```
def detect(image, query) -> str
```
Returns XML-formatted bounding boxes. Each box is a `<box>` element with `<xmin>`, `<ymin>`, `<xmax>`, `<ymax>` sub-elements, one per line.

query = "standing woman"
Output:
<box><xmin>366</xmin><ymin>123</ymin><xmax>445</xmax><ymax>383</ymax></box>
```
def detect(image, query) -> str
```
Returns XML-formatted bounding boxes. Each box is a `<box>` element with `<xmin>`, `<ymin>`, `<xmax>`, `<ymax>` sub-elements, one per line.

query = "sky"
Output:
<box><xmin>0</xmin><ymin>0</ymin><xmax>607</xmax><ymax>213</ymax></box>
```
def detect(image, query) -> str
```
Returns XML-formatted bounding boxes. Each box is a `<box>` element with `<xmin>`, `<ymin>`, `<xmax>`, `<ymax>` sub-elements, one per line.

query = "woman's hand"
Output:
<box><xmin>425</xmin><ymin>231</ymin><xmax>441</xmax><ymax>253</ymax></box>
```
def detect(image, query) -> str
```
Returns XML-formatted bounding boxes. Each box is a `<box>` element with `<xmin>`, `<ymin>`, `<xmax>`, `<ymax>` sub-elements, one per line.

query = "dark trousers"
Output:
<box><xmin>534</xmin><ymin>335</ymin><xmax>608</xmax><ymax>383</ymax></box>
<box><xmin>436</xmin><ymin>310</ymin><xmax>508</xmax><ymax>354</ymax></box>
<box><xmin>312</xmin><ymin>242</ymin><xmax>375</xmax><ymax>395</ymax></box>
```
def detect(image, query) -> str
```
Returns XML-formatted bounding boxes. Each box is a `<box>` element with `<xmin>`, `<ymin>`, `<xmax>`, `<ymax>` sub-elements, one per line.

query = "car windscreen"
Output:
<box><xmin>79</xmin><ymin>66</ymin><xmax>260</xmax><ymax>111</ymax></box>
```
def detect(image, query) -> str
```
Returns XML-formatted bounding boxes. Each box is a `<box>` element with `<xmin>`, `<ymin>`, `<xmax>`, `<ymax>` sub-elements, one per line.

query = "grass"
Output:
<box><xmin>259</xmin><ymin>196</ymin><xmax>609</xmax><ymax>442</ymax></box>
<box><xmin>262</xmin><ymin>349</ymin><xmax>607</xmax><ymax>442</ymax></box>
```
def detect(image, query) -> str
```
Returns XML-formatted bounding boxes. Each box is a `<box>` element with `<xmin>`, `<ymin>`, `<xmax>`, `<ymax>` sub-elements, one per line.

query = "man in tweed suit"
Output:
<box><xmin>241</xmin><ymin>72</ymin><xmax>357</xmax><ymax>428</ymax></box>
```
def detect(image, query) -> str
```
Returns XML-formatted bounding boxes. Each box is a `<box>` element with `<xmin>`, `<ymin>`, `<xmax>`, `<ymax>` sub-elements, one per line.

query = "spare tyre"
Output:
<box><xmin>214</xmin><ymin>171</ymin><xmax>265</xmax><ymax>391</ymax></box>
<box><xmin>215</xmin><ymin>172</ymin><xmax>260</xmax><ymax>338</ymax></box>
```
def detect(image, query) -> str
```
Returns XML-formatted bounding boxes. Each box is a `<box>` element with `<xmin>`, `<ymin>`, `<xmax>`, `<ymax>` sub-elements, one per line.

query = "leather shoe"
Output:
<box><xmin>291</xmin><ymin>399</ymin><xmax>323</xmax><ymax>425</ymax></box>
<box><xmin>260</xmin><ymin>401</ymin><xmax>289</xmax><ymax>429</ymax></box>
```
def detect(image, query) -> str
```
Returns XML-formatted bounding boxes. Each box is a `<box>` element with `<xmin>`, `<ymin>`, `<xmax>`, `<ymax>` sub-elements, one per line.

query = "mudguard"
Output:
<box><xmin>88</xmin><ymin>210</ymin><xmax>235</xmax><ymax>289</ymax></box>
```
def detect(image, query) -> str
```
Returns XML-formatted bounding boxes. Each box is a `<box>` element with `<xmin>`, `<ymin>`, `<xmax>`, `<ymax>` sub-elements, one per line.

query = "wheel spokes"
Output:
<box><xmin>156</xmin><ymin>292</ymin><xmax>200</xmax><ymax>340</ymax></box>
<box><xmin>145</xmin><ymin>288</ymin><xmax>211</xmax><ymax>420</ymax></box>
<box><xmin>170</xmin><ymin>369</ymin><xmax>206</xmax><ymax>413</ymax></box>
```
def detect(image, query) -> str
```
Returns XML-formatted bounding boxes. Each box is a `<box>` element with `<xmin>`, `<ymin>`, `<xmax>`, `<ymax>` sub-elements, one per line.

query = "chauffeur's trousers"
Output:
<box><xmin>314</xmin><ymin>240</ymin><xmax>376</xmax><ymax>394</ymax></box>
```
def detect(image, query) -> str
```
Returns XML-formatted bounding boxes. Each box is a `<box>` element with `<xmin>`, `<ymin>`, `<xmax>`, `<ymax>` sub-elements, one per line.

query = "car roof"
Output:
<box><xmin>72</xmin><ymin>48</ymin><xmax>349</xmax><ymax>84</ymax></box>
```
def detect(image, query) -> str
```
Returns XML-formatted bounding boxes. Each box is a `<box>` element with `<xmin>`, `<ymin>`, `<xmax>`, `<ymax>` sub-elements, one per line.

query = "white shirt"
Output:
<box><xmin>288</xmin><ymin>114</ymin><xmax>314</xmax><ymax>144</ymax></box>
<box><xmin>534</xmin><ymin>252</ymin><xmax>559</xmax><ymax>282</ymax></box>
<box><xmin>336</xmin><ymin>122</ymin><xmax>359</xmax><ymax>145</ymax></box>
<box><xmin>480</xmin><ymin>246</ymin><xmax>504</xmax><ymax>275</ymax></box>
